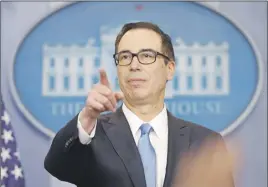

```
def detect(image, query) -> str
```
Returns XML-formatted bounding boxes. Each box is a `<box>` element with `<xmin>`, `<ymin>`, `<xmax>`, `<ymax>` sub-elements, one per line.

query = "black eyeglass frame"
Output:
<box><xmin>113</xmin><ymin>49</ymin><xmax>171</xmax><ymax>66</ymax></box>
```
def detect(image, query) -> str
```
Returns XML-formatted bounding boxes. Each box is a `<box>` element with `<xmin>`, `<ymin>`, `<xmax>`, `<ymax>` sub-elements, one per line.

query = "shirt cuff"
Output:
<box><xmin>77</xmin><ymin>112</ymin><xmax>97</xmax><ymax>145</ymax></box>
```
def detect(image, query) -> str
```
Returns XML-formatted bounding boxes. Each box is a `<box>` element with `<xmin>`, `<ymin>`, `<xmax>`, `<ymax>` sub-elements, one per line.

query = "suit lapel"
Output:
<box><xmin>102</xmin><ymin>107</ymin><xmax>191</xmax><ymax>187</ymax></box>
<box><xmin>163</xmin><ymin>111</ymin><xmax>191</xmax><ymax>187</ymax></box>
<box><xmin>102</xmin><ymin>107</ymin><xmax>146</xmax><ymax>187</ymax></box>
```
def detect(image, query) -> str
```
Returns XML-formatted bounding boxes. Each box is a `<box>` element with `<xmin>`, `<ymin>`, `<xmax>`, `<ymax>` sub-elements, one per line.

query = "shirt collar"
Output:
<box><xmin>122</xmin><ymin>103</ymin><xmax>168</xmax><ymax>140</ymax></box>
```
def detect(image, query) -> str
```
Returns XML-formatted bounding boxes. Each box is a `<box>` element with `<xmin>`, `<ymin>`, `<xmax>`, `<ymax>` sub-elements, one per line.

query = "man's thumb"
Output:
<box><xmin>114</xmin><ymin>91</ymin><xmax>124</xmax><ymax>101</ymax></box>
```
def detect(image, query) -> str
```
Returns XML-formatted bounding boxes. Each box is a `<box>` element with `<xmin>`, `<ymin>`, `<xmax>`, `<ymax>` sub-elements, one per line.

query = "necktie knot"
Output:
<box><xmin>140</xmin><ymin>123</ymin><xmax>152</xmax><ymax>135</ymax></box>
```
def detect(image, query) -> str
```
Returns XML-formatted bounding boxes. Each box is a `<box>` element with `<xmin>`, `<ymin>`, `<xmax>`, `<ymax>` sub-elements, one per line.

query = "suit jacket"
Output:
<box><xmin>44</xmin><ymin>106</ymin><xmax>234</xmax><ymax>187</ymax></box>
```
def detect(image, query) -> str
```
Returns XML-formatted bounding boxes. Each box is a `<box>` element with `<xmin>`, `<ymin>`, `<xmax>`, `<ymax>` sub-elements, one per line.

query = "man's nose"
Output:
<box><xmin>129</xmin><ymin>56</ymin><xmax>141</xmax><ymax>71</ymax></box>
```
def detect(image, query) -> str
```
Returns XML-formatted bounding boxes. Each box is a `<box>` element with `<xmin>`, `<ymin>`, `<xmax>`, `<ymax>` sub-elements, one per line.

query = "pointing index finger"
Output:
<box><xmin>99</xmin><ymin>69</ymin><xmax>111</xmax><ymax>88</ymax></box>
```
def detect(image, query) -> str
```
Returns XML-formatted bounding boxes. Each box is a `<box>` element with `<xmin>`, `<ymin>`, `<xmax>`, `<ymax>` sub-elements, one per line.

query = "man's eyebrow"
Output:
<box><xmin>117</xmin><ymin>49</ymin><xmax>131</xmax><ymax>53</ymax></box>
<box><xmin>117</xmin><ymin>48</ymin><xmax>158</xmax><ymax>53</ymax></box>
<box><xmin>139</xmin><ymin>48</ymin><xmax>155</xmax><ymax>52</ymax></box>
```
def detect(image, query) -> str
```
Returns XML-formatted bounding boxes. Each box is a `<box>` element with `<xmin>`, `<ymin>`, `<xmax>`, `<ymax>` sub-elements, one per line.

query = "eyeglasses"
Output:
<box><xmin>113</xmin><ymin>49</ymin><xmax>170</xmax><ymax>66</ymax></box>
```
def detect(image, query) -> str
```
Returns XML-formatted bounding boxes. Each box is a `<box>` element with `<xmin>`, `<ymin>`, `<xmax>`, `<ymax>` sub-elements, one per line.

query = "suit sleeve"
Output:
<box><xmin>44</xmin><ymin>114</ymin><xmax>98</xmax><ymax>186</ymax></box>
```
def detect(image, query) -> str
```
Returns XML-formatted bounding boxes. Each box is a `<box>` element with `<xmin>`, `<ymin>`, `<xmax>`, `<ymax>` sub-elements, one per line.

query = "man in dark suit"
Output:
<box><xmin>44</xmin><ymin>22</ymin><xmax>235</xmax><ymax>187</ymax></box>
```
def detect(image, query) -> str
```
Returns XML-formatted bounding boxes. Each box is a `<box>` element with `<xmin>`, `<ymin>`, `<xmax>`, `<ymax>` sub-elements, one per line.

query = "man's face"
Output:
<box><xmin>116</xmin><ymin>28</ymin><xmax>175</xmax><ymax>104</ymax></box>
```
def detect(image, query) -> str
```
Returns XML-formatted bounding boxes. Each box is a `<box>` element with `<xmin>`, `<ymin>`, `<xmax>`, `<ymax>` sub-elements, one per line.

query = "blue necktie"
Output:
<box><xmin>138</xmin><ymin>123</ymin><xmax>156</xmax><ymax>187</ymax></box>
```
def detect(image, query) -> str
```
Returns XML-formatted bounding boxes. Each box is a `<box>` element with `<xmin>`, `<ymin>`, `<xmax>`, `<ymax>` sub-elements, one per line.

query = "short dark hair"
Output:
<box><xmin>114</xmin><ymin>22</ymin><xmax>175</xmax><ymax>61</ymax></box>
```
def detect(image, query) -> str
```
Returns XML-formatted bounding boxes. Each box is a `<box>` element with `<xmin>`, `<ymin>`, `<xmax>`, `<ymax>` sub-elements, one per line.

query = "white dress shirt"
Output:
<box><xmin>77</xmin><ymin>103</ymin><xmax>168</xmax><ymax>187</ymax></box>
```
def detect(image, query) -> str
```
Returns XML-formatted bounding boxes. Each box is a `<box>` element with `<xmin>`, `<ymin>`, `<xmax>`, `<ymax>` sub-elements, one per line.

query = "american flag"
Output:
<box><xmin>1</xmin><ymin>99</ymin><xmax>25</xmax><ymax>187</ymax></box>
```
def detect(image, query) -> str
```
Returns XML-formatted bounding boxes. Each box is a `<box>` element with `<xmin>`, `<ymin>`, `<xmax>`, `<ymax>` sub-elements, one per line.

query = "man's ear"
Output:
<box><xmin>166</xmin><ymin>60</ymin><xmax>175</xmax><ymax>81</ymax></box>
